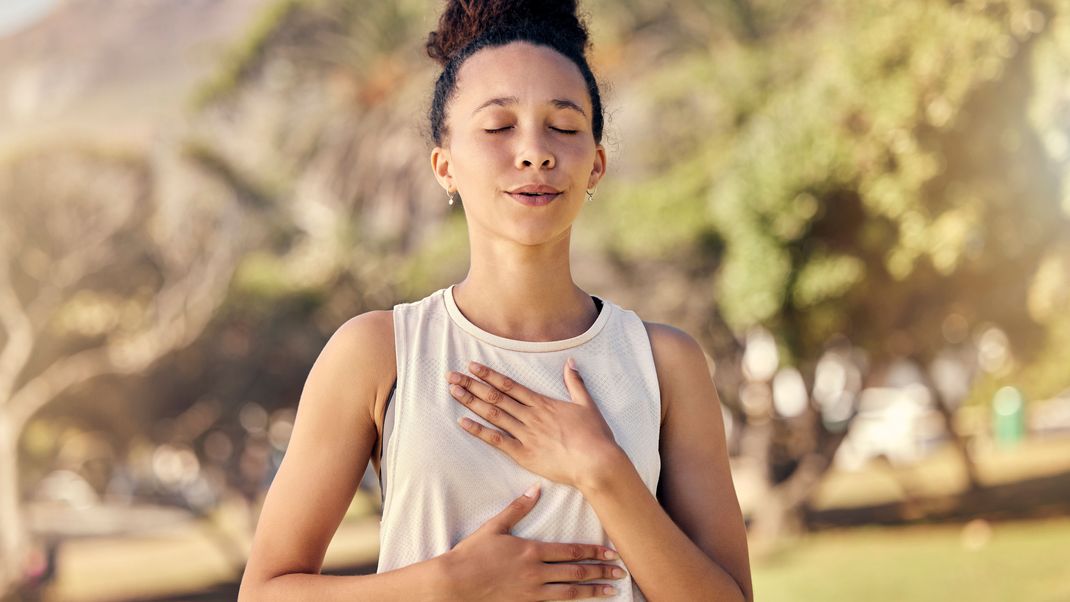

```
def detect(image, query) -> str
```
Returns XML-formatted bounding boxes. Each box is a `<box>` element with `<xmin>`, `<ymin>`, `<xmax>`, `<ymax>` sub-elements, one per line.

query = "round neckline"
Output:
<box><xmin>442</xmin><ymin>284</ymin><xmax>612</xmax><ymax>352</ymax></box>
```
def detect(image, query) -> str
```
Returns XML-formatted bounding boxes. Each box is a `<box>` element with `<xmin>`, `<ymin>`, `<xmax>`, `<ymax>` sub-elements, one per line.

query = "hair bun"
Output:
<box><xmin>426</xmin><ymin>0</ymin><xmax>590</xmax><ymax>67</ymax></box>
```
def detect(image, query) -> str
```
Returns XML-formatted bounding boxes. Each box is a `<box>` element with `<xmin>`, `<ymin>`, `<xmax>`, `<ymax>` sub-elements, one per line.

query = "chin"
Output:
<box><xmin>505</xmin><ymin>223</ymin><xmax>572</xmax><ymax>247</ymax></box>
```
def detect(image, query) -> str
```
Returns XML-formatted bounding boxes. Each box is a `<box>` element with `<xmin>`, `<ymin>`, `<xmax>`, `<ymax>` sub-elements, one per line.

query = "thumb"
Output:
<box><xmin>489</xmin><ymin>482</ymin><xmax>541</xmax><ymax>534</ymax></box>
<box><xmin>563</xmin><ymin>357</ymin><xmax>593</xmax><ymax>405</ymax></box>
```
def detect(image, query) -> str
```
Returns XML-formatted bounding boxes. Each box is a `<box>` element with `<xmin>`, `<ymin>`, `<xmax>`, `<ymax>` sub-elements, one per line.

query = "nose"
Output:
<box><xmin>514</xmin><ymin>131</ymin><xmax>555</xmax><ymax>170</ymax></box>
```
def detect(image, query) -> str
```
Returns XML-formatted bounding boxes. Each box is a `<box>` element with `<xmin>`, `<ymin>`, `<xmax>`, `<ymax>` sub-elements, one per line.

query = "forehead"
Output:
<box><xmin>453</xmin><ymin>41</ymin><xmax>590</xmax><ymax>114</ymax></box>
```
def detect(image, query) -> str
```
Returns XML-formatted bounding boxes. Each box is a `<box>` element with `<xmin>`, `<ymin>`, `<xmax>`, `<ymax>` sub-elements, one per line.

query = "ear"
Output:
<box><xmin>587</xmin><ymin>144</ymin><xmax>607</xmax><ymax>190</ymax></box>
<box><xmin>431</xmin><ymin>146</ymin><xmax>455</xmax><ymax>191</ymax></box>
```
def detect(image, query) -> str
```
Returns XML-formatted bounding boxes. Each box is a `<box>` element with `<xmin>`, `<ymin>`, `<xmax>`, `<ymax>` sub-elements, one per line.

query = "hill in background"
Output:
<box><xmin>0</xmin><ymin>0</ymin><xmax>266</xmax><ymax>151</ymax></box>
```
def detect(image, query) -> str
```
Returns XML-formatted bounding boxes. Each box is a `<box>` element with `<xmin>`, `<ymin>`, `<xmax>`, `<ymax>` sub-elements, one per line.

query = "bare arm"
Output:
<box><xmin>237</xmin><ymin>310</ymin><xmax>453</xmax><ymax>601</ymax></box>
<box><xmin>574</xmin><ymin>322</ymin><xmax>753</xmax><ymax>601</ymax></box>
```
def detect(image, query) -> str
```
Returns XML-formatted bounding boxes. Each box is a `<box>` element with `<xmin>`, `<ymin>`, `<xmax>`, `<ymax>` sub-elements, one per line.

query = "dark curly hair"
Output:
<box><xmin>425</xmin><ymin>0</ymin><xmax>605</xmax><ymax>148</ymax></box>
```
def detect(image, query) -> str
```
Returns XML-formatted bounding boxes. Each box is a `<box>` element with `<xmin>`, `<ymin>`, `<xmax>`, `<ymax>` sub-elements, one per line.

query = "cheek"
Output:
<box><xmin>456</xmin><ymin>136</ymin><xmax>511</xmax><ymax>169</ymax></box>
<box><xmin>562</xmin><ymin>145</ymin><xmax>596</xmax><ymax>181</ymax></box>
<box><xmin>562</xmin><ymin>143</ymin><xmax>591</xmax><ymax>164</ymax></box>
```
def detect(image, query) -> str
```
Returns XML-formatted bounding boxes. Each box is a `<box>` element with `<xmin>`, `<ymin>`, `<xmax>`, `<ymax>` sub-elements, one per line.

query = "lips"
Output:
<box><xmin>507</xmin><ymin>184</ymin><xmax>562</xmax><ymax>206</ymax></box>
<box><xmin>507</xmin><ymin>191</ymin><xmax>561</xmax><ymax>206</ymax></box>
<box><xmin>509</xmin><ymin>184</ymin><xmax>561</xmax><ymax>194</ymax></box>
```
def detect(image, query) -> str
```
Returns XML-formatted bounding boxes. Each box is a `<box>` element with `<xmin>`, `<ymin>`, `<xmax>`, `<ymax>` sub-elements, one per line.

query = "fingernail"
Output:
<box><xmin>604</xmin><ymin>549</ymin><xmax>618</xmax><ymax>559</ymax></box>
<box><xmin>567</xmin><ymin>357</ymin><xmax>577</xmax><ymax>371</ymax></box>
<box><xmin>523</xmin><ymin>482</ymin><xmax>540</xmax><ymax>497</ymax></box>
<box><xmin>603</xmin><ymin>585</ymin><xmax>617</xmax><ymax>595</ymax></box>
<box><xmin>612</xmin><ymin>568</ymin><xmax>624</xmax><ymax>578</ymax></box>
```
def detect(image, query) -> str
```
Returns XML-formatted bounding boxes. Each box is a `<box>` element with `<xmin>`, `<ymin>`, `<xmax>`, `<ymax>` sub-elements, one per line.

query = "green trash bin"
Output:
<box><xmin>992</xmin><ymin>386</ymin><xmax>1025</xmax><ymax>447</ymax></box>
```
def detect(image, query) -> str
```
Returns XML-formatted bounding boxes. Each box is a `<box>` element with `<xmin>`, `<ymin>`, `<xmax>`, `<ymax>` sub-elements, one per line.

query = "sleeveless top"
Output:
<box><xmin>375</xmin><ymin>284</ymin><xmax>662</xmax><ymax>601</ymax></box>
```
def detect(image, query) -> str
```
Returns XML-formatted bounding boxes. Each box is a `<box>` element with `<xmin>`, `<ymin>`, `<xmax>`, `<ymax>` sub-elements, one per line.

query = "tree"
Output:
<box><xmin>0</xmin><ymin>142</ymin><xmax>255</xmax><ymax>593</ymax></box>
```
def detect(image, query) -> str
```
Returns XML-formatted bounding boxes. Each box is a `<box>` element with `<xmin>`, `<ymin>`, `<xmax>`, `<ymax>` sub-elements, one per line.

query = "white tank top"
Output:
<box><xmin>376</xmin><ymin>285</ymin><xmax>662</xmax><ymax>601</ymax></box>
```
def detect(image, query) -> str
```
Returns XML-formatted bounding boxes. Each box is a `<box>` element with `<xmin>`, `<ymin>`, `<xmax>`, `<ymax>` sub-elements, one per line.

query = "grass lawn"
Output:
<box><xmin>753</xmin><ymin>517</ymin><xmax>1070</xmax><ymax>602</ymax></box>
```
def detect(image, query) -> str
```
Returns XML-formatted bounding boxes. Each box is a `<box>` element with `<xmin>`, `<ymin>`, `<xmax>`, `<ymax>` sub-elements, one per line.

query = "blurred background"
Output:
<box><xmin>1</xmin><ymin>0</ymin><xmax>1069</xmax><ymax>600</ymax></box>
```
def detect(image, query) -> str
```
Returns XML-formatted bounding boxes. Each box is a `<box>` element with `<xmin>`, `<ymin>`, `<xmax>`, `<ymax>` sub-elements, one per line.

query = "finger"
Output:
<box><xmin>541</xmin><ymin>562</ymin><xmax>627</xmax><ymax>584</ymax></box>
<box><xmin>485</xmin><ymin>482</ymin><xmax>541</xmax><ymax>534</ymax></box>
<box><xmin>467</xmin><ymin>361</ymin><xmax>545</xmax><ymax>406</ymax></box>
<box><xmin>446</xmin><ymin>370</ymin><xmax>533</xmax><ymax>421</ymax></box>
<box><xmin>450</xmin><ymin>383</ymin><xmax>526</xmax><ymax>435</ymax></box>
<box><xmin>563</xmin><ymin>357</ymin><xmax>594</xmax><ymax>405</ymax></box>
<box><xmin>538</xmin><ymin>583</ymin><xmax>618</xmax><ymax>599</ymax></box>
<box><xmin>536</xmin><ymin>541</ymin><xmax>620</xmax><ymax>563</ymax></box>
<box><xmin>457</xmin><ymin>413</ymin><xmax>524</xmax><ymax>457</ymax></box>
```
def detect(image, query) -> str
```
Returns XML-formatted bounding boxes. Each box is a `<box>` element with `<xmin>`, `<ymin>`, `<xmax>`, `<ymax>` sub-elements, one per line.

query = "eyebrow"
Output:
<box><xmin>471</xmin><ymin>95</ymin><xmax>587</xmax><ymax>118</ymax></box>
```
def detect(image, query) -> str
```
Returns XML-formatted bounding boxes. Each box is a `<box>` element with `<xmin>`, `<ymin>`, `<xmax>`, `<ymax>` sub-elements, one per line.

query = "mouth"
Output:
<box><xmin>506</xmin><ymin>191</ymin><xmax>562</xmax><ymax>206</ymax></box>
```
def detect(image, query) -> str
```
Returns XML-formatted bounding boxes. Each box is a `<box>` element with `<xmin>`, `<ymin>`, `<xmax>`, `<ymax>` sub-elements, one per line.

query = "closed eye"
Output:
<box><xmin>483</xmin><ymin>127</ymin><xmax>578</xmax><ymax>135</ymax></box>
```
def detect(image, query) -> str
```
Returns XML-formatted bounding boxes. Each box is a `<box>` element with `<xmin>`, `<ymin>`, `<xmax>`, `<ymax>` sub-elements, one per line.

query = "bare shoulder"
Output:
<box><xmin>336</xmin><ymin>308</ymin><xmax>395</xmax><ymax>354</ymax></box>
<box><xmin>642</xmin><ymin>321</ymin><xmax>704</xmax><ymax>358</ymax></box>
<box><xmin>641</xmin><ymin>321</ymin><xmax>710</xmax><ymax>425</ymax></box>
<box><xmin>335</xmin><ymin>309</ymin><xmax>397</xmax><ymax>419</ymax></box>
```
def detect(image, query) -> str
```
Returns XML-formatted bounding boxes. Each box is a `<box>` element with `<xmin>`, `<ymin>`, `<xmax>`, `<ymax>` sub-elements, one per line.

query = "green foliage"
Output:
<box><xmin>188</xmin><ymin>0</ymin><xmax>305</xmax><ymax>110</ymax></box>
<box><xmin>396</xmin><ymin>212</ymin><xmax>471</xmax><ymax>299</ymax></box>
<box><xmin>233</xmin><ymin>250</ymin><xmax>298</xmax><ymax>298</ymax></box>
<box><xmin>596</xmin><ymin>146</ymin><xmax>718</xmax><ymax>259</ymax></box>
<box><xmin>1027</xmin><ymin>1</ymin><xmax>1070</xmax><ymax>213</ymax></box>
<box><xmin>590</xmin><ymin>0</ymin><xmax>1067</xmax><ymax>370</ymax></box>
<box><xmin>792</xmin><ymin>251</ymin><xmax>865</xmax><ymax>308</ymax></box>
<box><xmin>189</xmin><ymin>0</ymin><xmax>429</xmax><ymax>112</ymax></box>
<box><xmin>966</xmin><ymin>311</ymin><xmax>1070</xmax><ymax>406</ymax></box>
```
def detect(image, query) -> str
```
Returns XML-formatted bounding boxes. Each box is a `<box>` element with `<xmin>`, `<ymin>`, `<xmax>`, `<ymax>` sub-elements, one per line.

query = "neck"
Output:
<box><xmin>452</xmin><ymin>227</ymin><xmax>598</xmax><ymax>343</ymax></box>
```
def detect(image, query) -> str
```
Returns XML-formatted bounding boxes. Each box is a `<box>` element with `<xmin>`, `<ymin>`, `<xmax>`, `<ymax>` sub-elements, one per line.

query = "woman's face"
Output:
<box><xmin>432</xmin><ymin>41</ymin><xmax>606</xmax><ymax>247</ymax></box>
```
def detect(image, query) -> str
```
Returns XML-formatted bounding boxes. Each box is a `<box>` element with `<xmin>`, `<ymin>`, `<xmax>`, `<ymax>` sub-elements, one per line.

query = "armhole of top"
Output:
<box><xmin>638</xmin><ymin>318</ymin><xmax>665</xmax><ymax>432</ymax></box>
<box><xmin>379</xmin><ymin>378</ymin><xmax>397</xmax><ymax>464</ymax></box>
<box><xmin>380</xmin><ymin>305</ymin><xmax>404</xmax><ymax>513</ymax></box>
<box><xmin>378</xmin><ymin>377</ymin><xmax>397</xmax><ymax>500</ymax></box>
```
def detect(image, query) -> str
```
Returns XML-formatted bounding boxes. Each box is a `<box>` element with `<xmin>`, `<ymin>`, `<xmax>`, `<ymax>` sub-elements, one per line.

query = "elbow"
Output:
<box><xmin>236</xmin><ymin>576</ymin><xmax>259</xmax><ymax>602</ymax></box>
<box><xmin>237</xmin><ymin>567</ymin><xmax>273</xmax><ymax>602</ymax></box>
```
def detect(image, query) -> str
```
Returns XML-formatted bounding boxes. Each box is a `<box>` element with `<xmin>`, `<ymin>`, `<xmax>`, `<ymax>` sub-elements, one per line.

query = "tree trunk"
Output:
<box><xmin>915</xmin><ymin>354</ymin><xmax>983</xmax><ymax>492</ymax></box>
<box><xmin>0</xmin><ymin>409</ymin><xmax>27</xmax><ymax>596</ymax></box>
<box><xmin>747</xmin><ymin>417</ymin><xmax>848</xmax><ymax>556</ymax></box>
<box><xmin>930</xmin><ymin>389</ymin><xmax>983</xmax><ymax>492</ymax></box>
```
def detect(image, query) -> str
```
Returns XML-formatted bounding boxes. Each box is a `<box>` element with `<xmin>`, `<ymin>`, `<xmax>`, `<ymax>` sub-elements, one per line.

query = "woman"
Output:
<box><xmin>239</xmin><ymin>1</ymin><xmax>752</xmax><ymax>600</ymax></box>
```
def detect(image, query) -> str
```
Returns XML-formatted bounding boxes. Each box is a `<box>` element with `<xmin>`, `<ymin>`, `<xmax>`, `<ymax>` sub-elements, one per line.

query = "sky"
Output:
<box><xmin>0</xmin><ymin>0</ymin><xmax>59</xmax><ymax>38</ymax></box>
